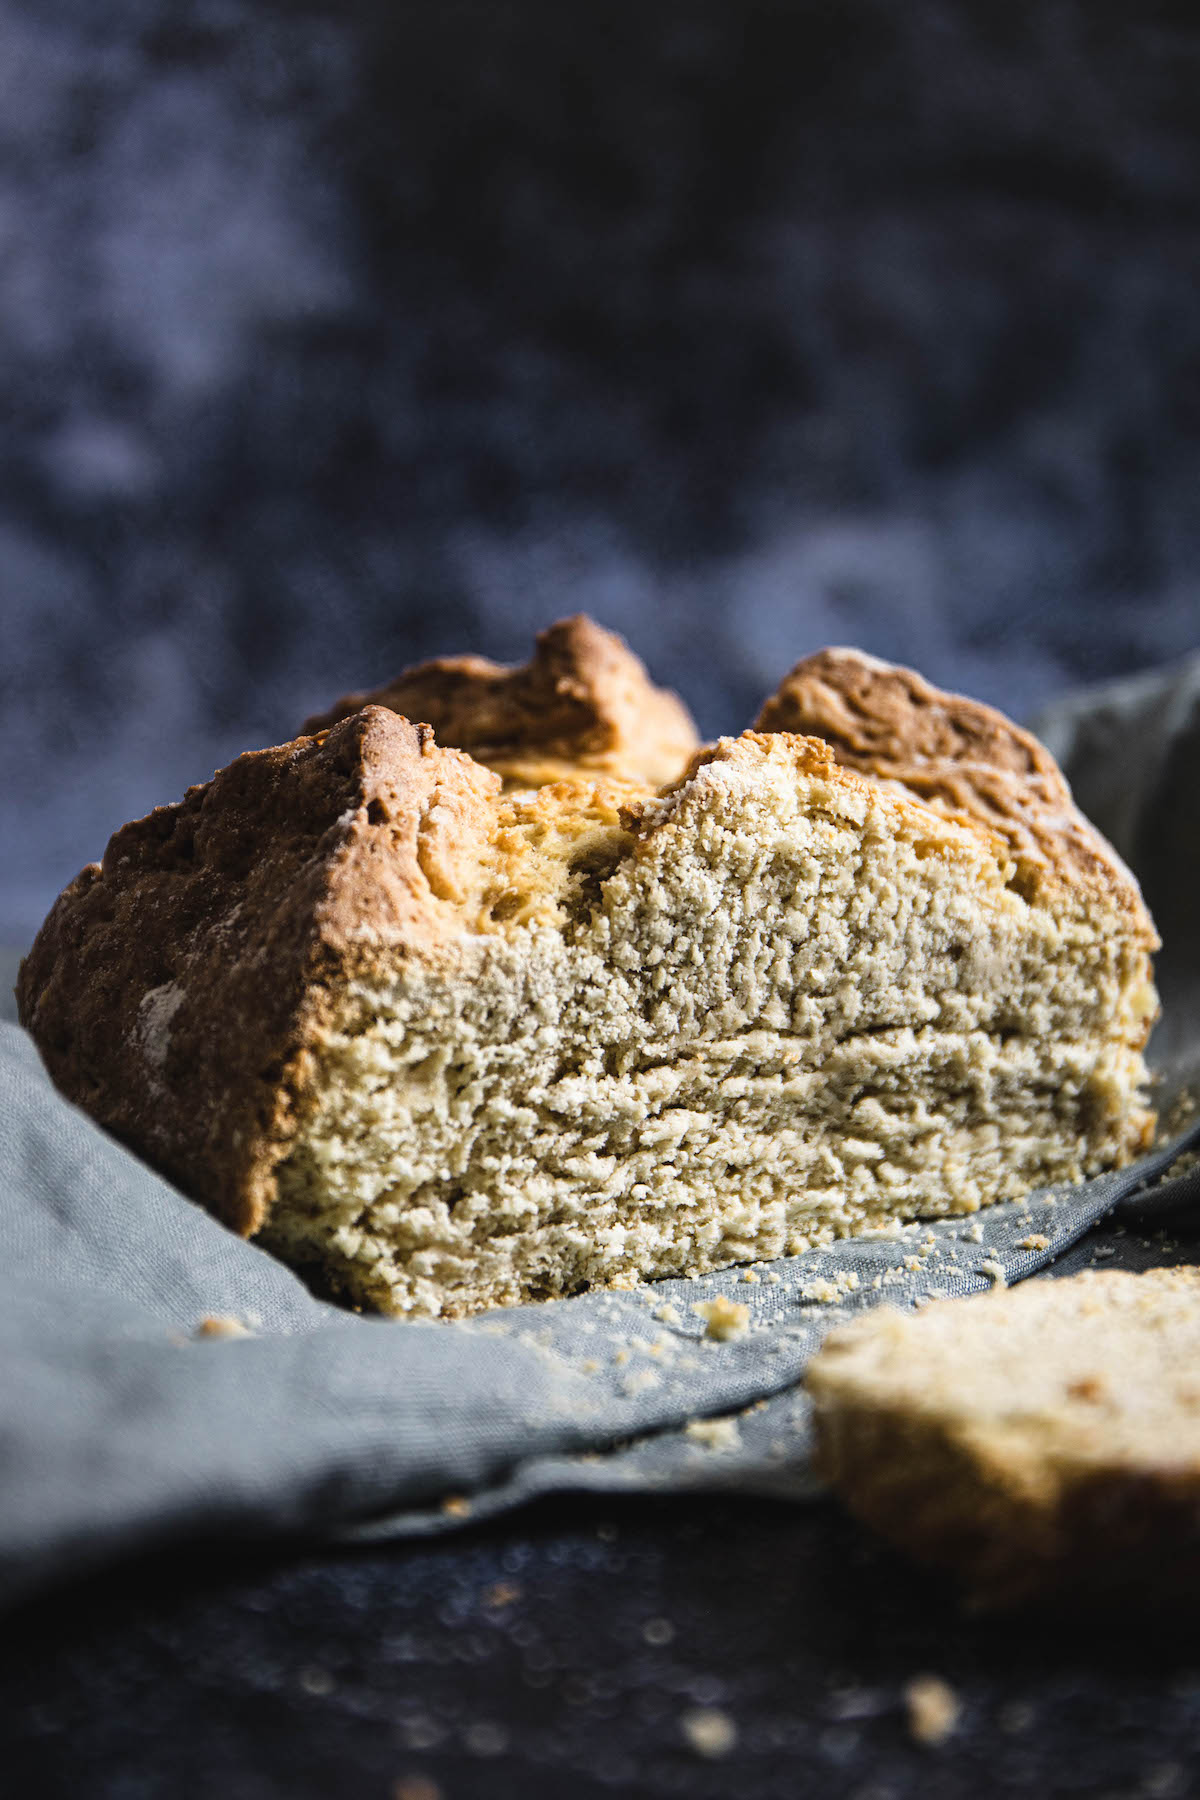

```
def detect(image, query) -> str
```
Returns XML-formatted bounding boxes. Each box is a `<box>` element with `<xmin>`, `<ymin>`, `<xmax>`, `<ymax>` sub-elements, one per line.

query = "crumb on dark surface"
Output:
<box><xmin>3</xmin><ymin>1477</ymin><xmax>1200</xmax><ymax>1800</ymax></box>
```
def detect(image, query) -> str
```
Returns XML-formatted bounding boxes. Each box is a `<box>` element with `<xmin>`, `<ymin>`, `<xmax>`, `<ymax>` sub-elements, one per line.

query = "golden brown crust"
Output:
<box><xmin>757</xmin><ymin>648</ymin><xmax>1158</xmax><ymax>947</ymax></box>
<box><xmin>16</xmin><ymin>707</ymin><xmax>497</xmax><ymax>1235</ymax></box>
<box><xmin>302</xmin><ymin>615</ymin><xmax>699</xmax><ymax>789</ymax></box>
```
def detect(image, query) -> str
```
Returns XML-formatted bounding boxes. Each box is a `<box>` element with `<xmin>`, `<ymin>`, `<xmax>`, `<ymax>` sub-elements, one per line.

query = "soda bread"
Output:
<box><xmin>17</xmin><ymin>619</ymin><xmax>1158</xmax><ymax>1317</ymax></box>
<box><xmin>806</xmin><ymin>1268</ymin><xmax>1200</xmax><ymax>1607</ymax></box>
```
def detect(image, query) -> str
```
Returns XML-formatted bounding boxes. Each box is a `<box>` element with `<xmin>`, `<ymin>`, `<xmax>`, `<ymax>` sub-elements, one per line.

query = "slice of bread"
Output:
<box><xmin>17</xmin><ymin>621</ymin><xmax>1158</xmax><ymax>1318</ymax></box>
<box><xmin>806</xmin><ymin>1267</ymin><xmax>1200</xmax><ymax>1608</ymax></box>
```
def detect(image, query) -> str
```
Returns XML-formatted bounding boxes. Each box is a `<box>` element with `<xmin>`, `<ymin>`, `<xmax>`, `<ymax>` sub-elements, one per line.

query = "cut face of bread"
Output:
<box><xmin>17</xmin><ymin>623</ymin><xmax>1158</xmax><ymax>1319</ymax></box>
<box><xmin>806</xmin><ymin>1268</ymin><xmax>1200</xmax><ymax>1608</ymax></box>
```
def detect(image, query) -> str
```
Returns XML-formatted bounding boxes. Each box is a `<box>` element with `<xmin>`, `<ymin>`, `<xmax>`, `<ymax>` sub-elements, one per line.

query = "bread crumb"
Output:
<box><xmin>903</xmin><ymin>1256</ymin><xmax>924</xmax><ymax>1273</ymax></box>
<box><xmin>978</xmin><ymin>1258</ymin><xmax>1007</xmax><ymax>1290</ymax></box>
<box><xmin>741</xmin><ymin>1269</ymin><xmax>761</xmax><ymax>1283</ymax></box>
<box><xmin>1159</xmin><ymin>1089</ymin><xmax>1198</xmax><ymax>1141</ymax></box>
<box><xmin>692</xmin><ymin>1296</ymin><xmax>750</xmax><ymax>1340</ymax></box>
<box><xmin>195</xmin><ymin>1314</ymin><xmax>253</xmax><ymax>1339</ymax></box>
<box><xmin>653</xmin><ymin>1302</ymin><xmax>682</xmax><ymax>1326</ymax></box>
<box><xmin>441</xmin><ymin>1495</ymin><xmax>471</xmax><ymax>1518</ymax></box>
<box><xmin>1019</xmin><ymin>1234</ymin><xmax>1050</xmax><ymax>1251</ymax></box>
<box><xmin>680</xmin><ymin>1707</ymin><xmax>738</xmax><ymax>1758</ymax></box>
<box><xmin>799</xmin><ymin>1271</ymin><xmax>861</xmax><ymax>1304</ymax></box>
<box><xmin>961</xmin><ymin>1220</ymin><xmax>984</xmax><ymax>1243</ymax></box>
<box><xmin>685</xmin><ymin>1415</ymin><xmax>742</xmax><ymax>1452</ymax></box>
<box><xmin>764</xmin><ymin>1271</ymin><xmax>782</xmax><ymax>1285</ymax></box>
<box><xmin>904</xmin><ymin>1674</ymin><xmax>960</xmax><ymax>1746</ymax></box>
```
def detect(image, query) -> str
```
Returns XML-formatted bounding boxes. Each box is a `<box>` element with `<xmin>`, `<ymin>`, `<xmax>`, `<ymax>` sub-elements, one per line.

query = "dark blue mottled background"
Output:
<box><xmin>3</xmin><ymin>0</ymin><xmax>1199</xmax><ymax>942</ymax></box>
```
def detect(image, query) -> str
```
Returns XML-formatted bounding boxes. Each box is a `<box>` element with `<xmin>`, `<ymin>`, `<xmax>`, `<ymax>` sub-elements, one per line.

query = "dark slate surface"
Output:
<box><xmin>7</xmin><ymin>1501</ymin><xmax>1196</xmax><ymax>1800</ymax></box>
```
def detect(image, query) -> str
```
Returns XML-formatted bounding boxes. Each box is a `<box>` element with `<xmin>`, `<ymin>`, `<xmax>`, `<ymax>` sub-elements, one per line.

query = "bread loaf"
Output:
<box><xmin>17</xmin><ymin>619</ymin><xmax>1158</xmax><ymax>1317</ymax></box>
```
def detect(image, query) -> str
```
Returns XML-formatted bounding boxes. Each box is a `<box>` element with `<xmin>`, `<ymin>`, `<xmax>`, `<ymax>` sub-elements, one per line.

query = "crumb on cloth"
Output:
<box><xmin>692</xmin><ymin>1296</ymin><xmax>750</xmax><ymax>1340</ymax></box>
<box><xmin>194</xmin><ymin>1314</ymin><xmax>253</xmax><ymax>1339</ymax></box>
<box><xmin>1158</xmin><ymin>1089</ymin><xmax>1198</xmax><ymax>1142</ymax></box>
<box><xmin>684</xmin><ymin>1415</ymin><xmax>742</xmax><ymax>1452</ymax></box>
<box><xmin>798</xmin><ymin>1271</ymin><xmax>861</xmax><ymax>1304</ymax></box>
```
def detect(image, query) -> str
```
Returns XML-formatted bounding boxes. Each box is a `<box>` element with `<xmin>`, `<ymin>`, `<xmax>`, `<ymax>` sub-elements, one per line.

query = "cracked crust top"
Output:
<box><xmin>757</xmin><ymin>647</ymin><xmax>1158</xmax><ymax>945</ymax></box>
<box><xmin>302</xmin><ymin>614</ymin><xmax>700</xmax><ymax>789</ymax></box>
